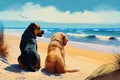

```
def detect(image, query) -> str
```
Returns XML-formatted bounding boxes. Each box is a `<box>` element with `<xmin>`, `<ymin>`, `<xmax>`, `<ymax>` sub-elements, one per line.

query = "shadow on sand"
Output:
<box><xmin>4</xmin><ymin>64</ymin><xmax>27</xmax><ymax>73</ymax></box>
<box><xmin>4</xmin><ymin>65</ymin><xmax>63</xmax><ymax>77</ymax></box>
<box><xmin>41</xmin><ymin>68</ymin><xmax>62</xmax><ymax>77</ymax></box>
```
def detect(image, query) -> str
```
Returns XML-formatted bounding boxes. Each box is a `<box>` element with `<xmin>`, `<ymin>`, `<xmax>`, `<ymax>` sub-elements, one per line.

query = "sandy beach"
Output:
<box><xmin>0</xmin><ymin>34</ymin><xmax>117</xmax><ymax>80</ymax></box>
<box><xmin>1</xmin><ymin>0</ymin><xmax>120</xmax><ymax>79</ymax></box>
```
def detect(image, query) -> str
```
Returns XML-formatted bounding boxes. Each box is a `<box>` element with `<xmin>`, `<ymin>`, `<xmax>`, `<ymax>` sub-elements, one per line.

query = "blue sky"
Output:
<box><xmin>0</xmin><ymin>0</ymin><xmax>120</xmax><ymax>12</ymax></box>
<box><xmin>0</xmin><ymin>0</ymin><xmax>120</xmax><ymax>28</ymax></box>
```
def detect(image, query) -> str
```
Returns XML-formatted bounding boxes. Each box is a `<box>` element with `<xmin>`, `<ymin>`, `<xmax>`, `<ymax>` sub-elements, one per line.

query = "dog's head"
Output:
<box><xmin>51</xmin><ymin>32</ymin><xmax>68</xmax><ymax>46</ymax></box>
<box><xmin>27</xmin><ymin>23</ymin><xmax>44</xmax><ymax>37</ymax></box>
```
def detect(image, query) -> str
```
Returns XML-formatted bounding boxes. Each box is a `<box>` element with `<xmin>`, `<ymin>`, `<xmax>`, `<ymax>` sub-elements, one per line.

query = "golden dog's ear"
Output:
<box><xmin>51</xmin><ymin>36</ymin><xmax>55</xmax><ymax>41</ymax></box>
<box><xmin>63</xmin><ymin>35</ymin><xmax>68</xmax><ymax>46</ymax></box>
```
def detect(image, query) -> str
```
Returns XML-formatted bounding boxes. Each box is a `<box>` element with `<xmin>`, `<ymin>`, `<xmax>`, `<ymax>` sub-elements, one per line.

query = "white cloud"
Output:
<box><xmin>0</xmin><ymin>2</ymin><xmax>120</xmax><ymax>24</ymax></box>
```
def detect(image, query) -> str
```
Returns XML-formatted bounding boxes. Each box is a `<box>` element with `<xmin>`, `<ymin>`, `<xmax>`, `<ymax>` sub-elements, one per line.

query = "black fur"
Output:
<box><xmin>18</xmin><ymin>23</ymin><xmax>44</xmax><ymax>72</ymax></box>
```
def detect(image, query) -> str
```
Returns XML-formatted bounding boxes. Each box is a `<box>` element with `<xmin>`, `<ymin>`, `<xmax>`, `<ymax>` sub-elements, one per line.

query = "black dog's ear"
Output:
<box><xmin>30</xmin><ymin>23</ymin><xmax>36</xmax><ymax>26</ymax></box>
<box><xmin>27</xmin><ymin>23</ymin><xmax>36</xmax><ymax>31</ymax></box>
<box><xmin>29</xmin><ymin>23</ymin><xmax>36</xmax><ymax>28</ymax></box>
<box><xmin>22</xmin><ymin>23</ymin><xmax>37</xmax><ymax>38</ymax></box>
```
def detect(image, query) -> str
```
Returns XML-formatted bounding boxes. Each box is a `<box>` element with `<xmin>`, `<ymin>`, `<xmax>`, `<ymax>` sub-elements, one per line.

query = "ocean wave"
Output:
<box><xmin>106</xmin><ymin>29</ymin><xmax>120</xmax><ymax>32</ymax></box>
<box><xmin>97</xmin><ymin>35</ymin><xmax>110</xmax><ymax>41</ymax></box>
<box><xmin>106</xmin><ymin>29</ymin><xmax>113</xmax><ymax>31</ymax></box>
<box><xmin>66</xmin><ymin>33</ymin><xmax>120</xmax><ymax>41</ymax></box>
<box><xmin>4</xmin><ymin>28</ymin><xmax>120</xmax><ymax>47</ymax></box>
<box><xmin>60</xmin><ymin>28</ymin><xmax>67</xmax><ymax>30</ymax></box>
<box><xmin>67</xmin><ymin>33</ymin><xmax>87</xmax><ymax>37</ymax></box>
<box><xmin>114</xmin><ymin>29</ymin><xmax>120</xmax><ymax>31</ymax></box>
<box><xmin>43</xmin><ymin>29</ymin><xmax>52</xmax><ymax>33</ymax></box>
<box><xmin>93</xmin><ymin>29</ymin><xmax>100</xmax><ymax>31</ymax></box>
<box><xmin>76</xmin><ymin>30</ymin><xmax>83</xmax><ymax>33</ymax></box>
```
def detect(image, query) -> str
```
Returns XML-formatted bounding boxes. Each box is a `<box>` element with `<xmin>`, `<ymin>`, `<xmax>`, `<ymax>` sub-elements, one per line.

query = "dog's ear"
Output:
<box><xmin>27</xmin><ymin>23</ymin><xmax>36</xmax><ymax>31</ymax></box>
<box><xmin>63</xmin><ymin>34</ymin><xmax>68</xmax><ymax>46</ymax></box>
<box><xmin>29</xmin><ymin>23</ymin><xmax>36</xmax><ymax>29</ymax></box>
<box><xmin>30</xmin><ymin>23</ymin><xmax>35</xmax><ymax>26</ymax></box>
<box><xmin>51</xmin><ymin>36</ymin><xmax>55</xmax><ymax>41</ymax></box>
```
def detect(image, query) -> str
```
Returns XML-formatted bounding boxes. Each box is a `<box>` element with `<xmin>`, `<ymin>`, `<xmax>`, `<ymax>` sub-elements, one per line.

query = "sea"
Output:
<box><xmin>4</xmin><ymin>27</ymin><xmax>120</xmax><ymax>48</ymax></box>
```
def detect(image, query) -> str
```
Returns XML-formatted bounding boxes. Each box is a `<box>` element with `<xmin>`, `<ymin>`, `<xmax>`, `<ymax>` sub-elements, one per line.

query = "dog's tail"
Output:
<box><xmin>66</xmin><ymin>69</ymin><xmax>80</xmax><ymax>73</ymax></box>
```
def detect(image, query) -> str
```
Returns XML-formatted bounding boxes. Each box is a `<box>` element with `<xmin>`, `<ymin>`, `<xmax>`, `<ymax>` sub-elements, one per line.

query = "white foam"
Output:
<box><xmin>96</xmin><ymin>35</ymin><xmax>110</xmax><ymax>41</ymax></box>
<box><xmin>67</xmin><ymin>33</ymin><xmax>87</xmax><ymax>37</ymax></box>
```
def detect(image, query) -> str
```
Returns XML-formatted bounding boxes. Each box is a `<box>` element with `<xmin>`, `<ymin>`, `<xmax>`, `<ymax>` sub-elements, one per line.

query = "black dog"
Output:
<box><xmin>18</xmin><ymin>23</ymin><xmax>44</xmax><ymax>72</ymax></box>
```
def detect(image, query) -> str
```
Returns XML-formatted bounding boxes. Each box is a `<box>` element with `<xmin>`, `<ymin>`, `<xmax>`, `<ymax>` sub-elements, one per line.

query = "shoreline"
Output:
<box><xmin>6</xmin><ymin>32</ymin><xmax>119</xmax><ymax>54</ymax></box>
<box><xmin>37</xmin><ymin>37</ymin><xmax>120</xmax><ymax>54</ymax></box>
<box><xmin>4</xmin><ymin>29</ymin><xmax>120</xmax><ymax>51</ymax></box>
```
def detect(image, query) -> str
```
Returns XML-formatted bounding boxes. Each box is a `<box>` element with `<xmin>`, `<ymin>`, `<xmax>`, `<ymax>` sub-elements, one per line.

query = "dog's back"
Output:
<box><xmin>45</xmin><ymin>46</ymin><xmax>66</xmax><ymax>73</ymax></box>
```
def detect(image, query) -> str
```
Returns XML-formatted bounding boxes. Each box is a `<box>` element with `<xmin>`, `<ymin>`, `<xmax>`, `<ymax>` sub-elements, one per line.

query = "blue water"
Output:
<box><xmin>4</xmin><ymin>28</ymin><xmax>120</xmax><ymax>47</ymax></box>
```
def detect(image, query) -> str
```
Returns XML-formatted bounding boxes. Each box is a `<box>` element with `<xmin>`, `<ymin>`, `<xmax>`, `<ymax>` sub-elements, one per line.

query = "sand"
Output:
<box><xmin>0</xmin><ymin>34</ymin><xmax>116</xmax><ymax>80</ymax></box>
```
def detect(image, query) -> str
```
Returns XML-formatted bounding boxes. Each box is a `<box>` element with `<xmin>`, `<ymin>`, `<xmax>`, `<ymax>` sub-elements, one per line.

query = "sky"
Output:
<box><xmin>0</xmin><ymin>0</ymin><xmax>120</xmax><ymax>28</ymax></box>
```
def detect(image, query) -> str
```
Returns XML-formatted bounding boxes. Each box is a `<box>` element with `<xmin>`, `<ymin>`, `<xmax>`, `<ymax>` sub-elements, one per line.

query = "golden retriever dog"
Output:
<box><xmin>18</xmin><ymin>23</ymin><xmax>44</xmax><ymax>72</ymax></box>
<box><xmin>45</xmin><ymin>32</ymin><xmax>79</xmax><ymax>74</ymax></box>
